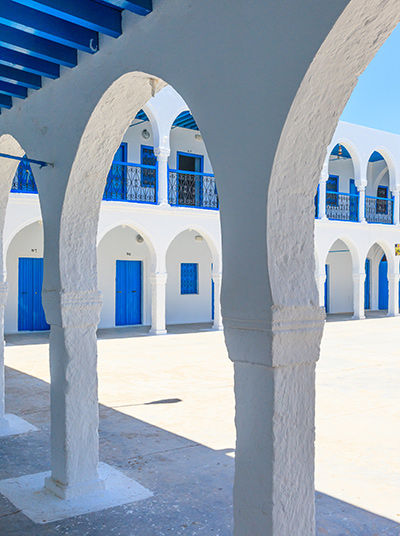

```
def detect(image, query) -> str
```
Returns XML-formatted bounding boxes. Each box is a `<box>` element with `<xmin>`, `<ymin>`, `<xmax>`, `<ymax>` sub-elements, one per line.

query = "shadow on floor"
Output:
<box><xmin>0</xmin><ymin>367</ymin><xmax>399</xmax><ymax>535</ymax></box>
<box><xmin>5</xmin><ymin>323</ymin><xmax>215</xmax><ymax>347</ymax></box>
<box><xmin>326</xmin><ymin>310</ymin><xmax>390</xmax><ymax>323</ymax></box>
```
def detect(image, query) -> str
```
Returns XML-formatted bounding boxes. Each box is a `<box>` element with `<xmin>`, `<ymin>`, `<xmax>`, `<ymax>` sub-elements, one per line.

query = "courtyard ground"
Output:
<box><xmin>0</xmin><ymin>316</ymin><xmax>399</xmax><ymax>535</ymax></box>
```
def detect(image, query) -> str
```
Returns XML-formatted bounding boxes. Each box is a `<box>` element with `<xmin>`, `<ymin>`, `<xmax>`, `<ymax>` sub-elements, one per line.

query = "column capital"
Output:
<box><xmin>224</xmin><ymin>305</ymin><xmax>325</xmax><ymax>367</ymax></box>
<box><xmin>43</xmin><ymin>289</ymin><xmax>102</xmax><ymax>328</ymax></box>
<box><xmin>154</xmin><ymin>147</ymin><xmax>170</xmax><ymax>159</ymax></box>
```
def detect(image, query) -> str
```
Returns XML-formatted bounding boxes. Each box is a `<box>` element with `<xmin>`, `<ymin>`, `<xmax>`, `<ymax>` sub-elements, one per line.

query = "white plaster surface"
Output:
<box><xmin>0</xmin><ymin>412</ymin><xmax>37</xmax><ymax>437</ymax></box>
<box><xmin>0</xmin><ymin>462</ymin><xmax>152</xmax><ymax>524</ymax></box>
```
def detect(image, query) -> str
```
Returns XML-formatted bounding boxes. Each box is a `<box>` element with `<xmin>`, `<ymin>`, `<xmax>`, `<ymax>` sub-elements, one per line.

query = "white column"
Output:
<box><xmin>149</xmin><ymin>272</ymin><xmax>167</xmax><ymax>335</ymax></box>
<box><xmin>392</xmin><ymin>189</ymin><xmax>400</xmax><ymax>225</ymax></box>
<box><xmin>154</xmin><ymin>147</ymin><xmax>170</xmax><ymax>206</ymax></box>
<box><xmin>352</xmin><ymin>272</ymin><xmax>366</xmax><ymax>320</ymax></box>
<box><xmin>317</xmin><ymin>177</ymin><xmax>328</xmax><ymax>220</ymax></box>
<box><xmin>0</xmin><ymin>282</ymin><xmax>8</xmax><ymax>431</ymax></box>
<box><xmin>357</xmin><ymin>185</ymin><xmax>366</xmax><ymax>223</ymax></box>
<box><xmin>211</xmin><ymin>271</ymin><xmax>223</xmax><ymax>330</ymax></box>
<box><xmin>225</xmin><ymin>305</ymin><xmax>325</xmax><ymax>535</ymax></box>
<box><xmin>43</xmin><ymin>290</ymin><xmax>104</xmax><ymax>499</ymax></box>
<box><xmin>316</xmin><ymin>271</ymin><xmax>326</xmax><ymax>308</ymax></box>
<box><xmin>387</xmin><ymin>273</ymin><xmax>399</xmax><ymax>317</ymax></box>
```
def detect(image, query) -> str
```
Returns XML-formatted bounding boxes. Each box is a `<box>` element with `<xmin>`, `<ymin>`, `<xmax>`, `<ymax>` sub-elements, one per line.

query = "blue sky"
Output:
<box><xmin>341</xmin><ymin>24</ymin><xmax>400</xmax><ymax>133</ymax></box>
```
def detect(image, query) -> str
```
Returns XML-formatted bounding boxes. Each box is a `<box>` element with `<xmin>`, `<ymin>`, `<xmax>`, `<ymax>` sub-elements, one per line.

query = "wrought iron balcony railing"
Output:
<box><xmin>365</xmin><ymin>195</ymin><xmax>393</xmax><ymax>224</ymax></box>
<box><xmin>11</xmin><ymin>157</ymin><xmax>37</xmax><ymax>193</ymax></box>
<box><xmin>103</xmin><ymin>161</ymin><xmax>157</xmax><ymax>204</ymax></box>
<box><xmin>168</xmin><ymin>169</ymin><xmax>218</xmax><ymax>209</ymax></box>
<box><xmin>325</xmin><ymin>192</ymin><xmax>359</xmax><ymax>222</ymax></box>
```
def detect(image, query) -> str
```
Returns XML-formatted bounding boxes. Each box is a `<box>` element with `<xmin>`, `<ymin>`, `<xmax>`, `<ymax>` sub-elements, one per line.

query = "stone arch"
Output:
<box><xmin>267</xmin><ymin>2</ymin><xmax>399</xmax><ymax>310</ymax></box>
<box><xmin>366</xmin><ymin>148</ymin><xmax>395</xmax><ymax>192</ymax></box>
<box><xmin>59</xmin><ymin>72</ymin><xmax>166</xmax><ymax>294</ymax></box>
<box><xmin>327</xmin><ymin>138</ymin><xmax>362</xmax><ymax>182</ymax></box>
<box><xmin>322</xmin><ymin>235</ymin><xmax>361</xmax><ymax>275</ymax></box>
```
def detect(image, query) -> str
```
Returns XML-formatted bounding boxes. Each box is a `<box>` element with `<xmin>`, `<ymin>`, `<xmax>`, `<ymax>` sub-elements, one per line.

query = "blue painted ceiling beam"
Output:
<box><xmin>0</xmin><ymin>65</ymin><xmax>41</xmax><ymax>89</ymax></box>
<box><xmin>0</xmin><ymin>81</ymin><xmax>27</xmax><ymax>99</ymax></box>
<box><xmin>96</xmin><ymin>0</ymin><xmax>152</xmax><ymax>16</ymax></box>
<box><xmin>0</xmin><ymin>47</ymin><xmax>59</xmax><ymax>79</ymax></box>
<box><xmin>12</xmin><ymin>0</ymin><xmax>122</xmax><ymax>38</ymax></box>
<box><xmin>0</xmin><ymin>1</ymin><xmax>99</xmax><ymax>54</ymax></box>
<box><xmin>0</xmin><ymin>94</ymin><xmax>12</xmax><ymax>109</ymax></box>
<box><xmin>0</xmin><ymin>24</ymin><xmax>77</xmax><ymax>67</ymax></box>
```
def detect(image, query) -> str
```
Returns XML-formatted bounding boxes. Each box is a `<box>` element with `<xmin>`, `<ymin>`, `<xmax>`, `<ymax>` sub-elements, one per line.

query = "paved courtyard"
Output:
<box><xmin>0</xmin><ymin>316</ymin><xmax>399</xmax><ymax>535</ymax></box>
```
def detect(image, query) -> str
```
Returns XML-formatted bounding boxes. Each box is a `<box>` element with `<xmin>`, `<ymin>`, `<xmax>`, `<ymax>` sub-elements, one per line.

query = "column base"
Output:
<box><xmin>387</xmin><ymin>312</ymin><xmax>399</xmax><ymax>318</ymax></box>
<box><xmin>0</xmin><ymin>413</ymin><xmax>38</xmax><ymax>437</ymax></box>
<box><xmin>212</xmin><ymin>323</ymin><xmax>223</xmax><ymax>331</ymax></box>
<box><xmin>149</xmin><ymin>328</ymin><xmax>167</xmax><ymax>336</ymax></box>
<box><xmin>44</xmin><ymin>473</ymin><xmax>105</xmax><ymax>500</ymax></box>
<box><xmin>352</xmin><ymin>314</ymin><xmax>366</xmax><ymax>320</ymax></box>
<box><xmin>0</xmin><ymin>462</ymin><xmax>152</xmax><ymax>524</ymax></box>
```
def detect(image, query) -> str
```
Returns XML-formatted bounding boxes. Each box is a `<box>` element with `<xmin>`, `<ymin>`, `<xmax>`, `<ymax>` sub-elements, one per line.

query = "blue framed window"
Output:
<box><xmin>181</xmin><ymin>263</ymin><xmax>198</xmax><ymax>294</ymax></box>
<box><xmin>376</xmin><ymin>185</ymin><xmax>389</xmax><ymax>214</ymax></box>
<box><xmin>141</xmin><ymin>145</ymin><xmax>157</xmax><ymax>187</ymax></box>
<box><xmin>326</xmin><ymin>175</ymin><xmax>338</xmax><ymax>206</ymax></box>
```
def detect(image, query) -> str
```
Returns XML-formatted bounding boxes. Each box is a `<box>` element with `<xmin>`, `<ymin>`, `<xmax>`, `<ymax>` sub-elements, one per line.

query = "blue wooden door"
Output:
<box><xmin>379</xmin><ymin>256</ymin><xmax>388</xmax><ymax>310</ymax></box>
<box><xmin>364</xmin><ymin>258</ymin><xmax>370</xmax><ymax>309</ymax></box>
<box><xmin>349</xmin><ymin>179</ymin><xmax>359</xmax><ymax>222</ymax></box>
<box><xmin>211</xmin><ymin>263</ymin><xmax>214</xmax><ymax>320</ymax></box>
<box><xmin>324</xmin><ymin>264</ymin><xmax>329</xmax><ymax>313</ymax></box>
<box><xmin>115</xmin><ymin>260</ymin><xmax>142</xmax><ymax>325</ymax></box>
<box><xmin>18</xmin><ymin>257</ymin><xmax>49</xmax><ymax>331</ymax></box>
<box><xmin>104</xmin><ymin>143</ymin><xmax>127</xmax><ymax>200</ymax></box>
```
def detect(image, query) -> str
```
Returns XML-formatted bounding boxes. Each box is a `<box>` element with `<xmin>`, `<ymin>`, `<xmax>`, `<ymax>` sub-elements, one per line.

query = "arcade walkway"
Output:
<box><xmin>0</xmin><ymin>319</ymin><xmax>399</xmax><ymax>535</ymax></box>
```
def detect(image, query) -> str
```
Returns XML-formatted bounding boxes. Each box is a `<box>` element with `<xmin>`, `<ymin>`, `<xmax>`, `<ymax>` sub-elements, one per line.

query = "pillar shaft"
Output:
<box><xmin>150</xmin><ymin>272</ymin><xmax>167</xmax><ymax>335</ymax></box>
<box><xmin>317</xmin><ymin>178</ymin><xmax>327</xmax><ymax>220</ymax></box>
<box><xmin>316</xmin><ymin>272</ymin><xmax>326</xmax><ymax>308</ymax></box>
<box><xmin>388</xmin><ymin>273</ymin><xmax>399</xmax><ymax>316</ymax></box>
<box><xmin>358</xmin><ymin>186</ymin><xmax>366</xmax><ymax>223</ymax></box>
<box><xmin>154</xmin><ymin>148</ymin><xmax>170</xmax><ymax>206</ymax></box>
<box><xmin>225</xmin><ymin>306</ymin><xmax>324</xmax><ymax>536</ymax></box>
<box><xmin>212</xmin><ymin>271</ymin><xmax>223</xmax><ymax>330</ymax></box>
<box><xmin>352</xmin><ymin>272</ymin><xmax>366</xmax><ymax>319</ymax></box>
<box><xmin>43</xmin><ymin>290</ymin><xmax>104</xmax><ymax>499</ymax></box>
<box><xmin>0</xmin><ymin>282</ymin><xmax>8</xmax><ymax>424</ymax></box>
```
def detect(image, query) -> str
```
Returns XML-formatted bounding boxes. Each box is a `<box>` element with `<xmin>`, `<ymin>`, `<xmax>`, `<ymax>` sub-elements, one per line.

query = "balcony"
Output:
<box><xmin>11</xmin><ymin>157</ymin><xmax>37</xmax><ymax>193</ymax></box>
<box><xmin>316</xmin><ymin>188</ymin><xmax>395</xmax><ymax>224</ymax></box>
<box><xmin>168</xmin><ymin>169</ymin><xmax>218</xmax><ymax>209</ymax></box>
<box><xmin>103</xmin><ymin>161</ymin><xmax>157</xmax><ymax>204</ymax></box>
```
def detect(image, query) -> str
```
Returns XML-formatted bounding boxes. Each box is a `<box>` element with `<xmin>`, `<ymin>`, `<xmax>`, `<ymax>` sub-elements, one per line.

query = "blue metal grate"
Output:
<box><xmin>181</xmin><ymin>263</ymin><xmax>198</xmax><ymax>294</ymax></box>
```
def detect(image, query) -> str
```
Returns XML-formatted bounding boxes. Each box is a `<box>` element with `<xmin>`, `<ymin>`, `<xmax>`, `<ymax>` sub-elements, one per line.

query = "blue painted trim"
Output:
<box><xmin>168</xmin><ymin>168</ymin><xmax>214</xmax><ymax>177</ymax></box>
<box><xmin>324</xmin><ymin>264</ymin><xmax>329</xmax><ymax>313</ymax></box>
<box><xmin>0</xmin><ymin>1</ymin><xmax>98</xmax><ymax>54</ymax></box>
<box><xmin>0</xmin><ymin>64</ymin><xmax>41</xmax><ymax>89</ymax></box>
<box><xmin>0</xmin><ymin>23</ymin><xmax>77</xmax><ymax>67</ymax></box>
<box><xmin>99</xmin><ymin>0</ymin><xmax>152</xmax><ymax>16</ymax></box>
<box><xmin>0</xmin><ymin>80</ymin><xmax>27</xmax><ymax>99</ymax></box>
<box><xmin>364</xmin><ymin>258</ymin><xmax>370</xmax><ymax>310</ymax></box>
<box><xmin>14</xmin><ymin>0</ymin><xmax>122</xmax><ymax>38</ymax></box>
<box><xmin>0</xmin><ymin>94</ymin><xmax>12</xmax><ymax>108</ymax></box>
<box><xmin>0</xmin><ymin>46</ymin><xmax>60</xmax><ymax>79</ymax></box>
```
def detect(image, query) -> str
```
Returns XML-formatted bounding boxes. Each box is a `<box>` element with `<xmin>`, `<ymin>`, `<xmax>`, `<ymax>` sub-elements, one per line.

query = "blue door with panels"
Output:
<box><xmin>364</xmin><ymin>258</ymin><xmax>370</xmax><ymax>310</ymax></box>
<box><xmin>379</xmin><ymin>255</ymin><xmax>388</xmax><ymax>310</ymax></box>
<box><xmin>115</xmin><ymin>260</ymin><xmax>142</xmax><ymax>326</ymax></box>
<box><xmin>324</xmin><ymin>264</ymin><xmax>329</xmax><ymax>313</ymax></box>
<box><xmin>18</xmin><ymin>257</ymin><xmax>49</xmax><ymax>331</ymax></box>
<box><xmin>349</xmin><ymin>179</ymin><xmax>359</xmax><ymax>222</ymax></box>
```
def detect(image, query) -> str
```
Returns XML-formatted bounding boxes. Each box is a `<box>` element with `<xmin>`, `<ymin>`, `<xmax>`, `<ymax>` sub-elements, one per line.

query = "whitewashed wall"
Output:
<box><xmin>97</xmin><ymin>225</ymin><xmax>152</xmax><ymax>328</ymax></box>
<box><xmin>325</xmin><ymin>240</ymin><xmax>353</xmax><ymax>314</ymax></box>
<box><xmin>166</xmin><ymin>230</ymin><xmax>213</xmax><ymax>324</ymax></box>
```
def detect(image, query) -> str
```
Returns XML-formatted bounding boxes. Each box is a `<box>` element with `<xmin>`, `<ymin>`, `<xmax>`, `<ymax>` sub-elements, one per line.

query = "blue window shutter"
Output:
<box><xmin>181</xmin><ymin>263</ymin><xmax>198</xmax><ymax>294</ymax></box>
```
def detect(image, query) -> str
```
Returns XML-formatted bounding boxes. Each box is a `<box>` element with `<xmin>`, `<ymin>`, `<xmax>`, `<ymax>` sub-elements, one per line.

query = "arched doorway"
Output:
<box><xmin>324</xmin><ymin>239</ymin><xmax>354</xmax><ymax>315</ymax></box>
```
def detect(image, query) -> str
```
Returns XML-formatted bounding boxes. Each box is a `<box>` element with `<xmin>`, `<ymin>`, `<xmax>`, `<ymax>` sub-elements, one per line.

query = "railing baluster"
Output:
<box><xmin>103</xmin><ymin>161</ymin><xmax>157</xmax><ymax>204</ymax></box>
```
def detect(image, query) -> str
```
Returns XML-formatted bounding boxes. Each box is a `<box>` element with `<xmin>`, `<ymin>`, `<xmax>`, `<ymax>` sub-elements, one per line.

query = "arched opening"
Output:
<box><xmin>324</xmin><ymin>239</ymin><xmax>355</xmax><ymax>315</ymax></box>
<box><xmin>166</xmin><ymin>229</ymin><xmax>215</xmax><ymax>325</ymax></box>
<box><xmin>325</xmin><ymin>144</ymin><xmax>358</xmax><ymax>222</ymax></box>
<box><xmin>97</xmin><ymin>224</ymin><xmax>156</xmax><ymax>329</ymax></box>
<box><xmin>364</xmin><ymin>243</ymin><xmax>391</xmax><ymax>313</ymax></box>
<box><xmin>366</xmin><ymin>151</ymin><xmax>393</xmax><ymax>223</ymax></box>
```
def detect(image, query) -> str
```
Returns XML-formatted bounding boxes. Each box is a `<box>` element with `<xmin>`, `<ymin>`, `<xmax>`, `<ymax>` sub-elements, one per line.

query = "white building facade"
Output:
<box><xmin>4</xmin><ymin>95</ymin><xmax>400</xmax><ymax>335</ymax></box>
